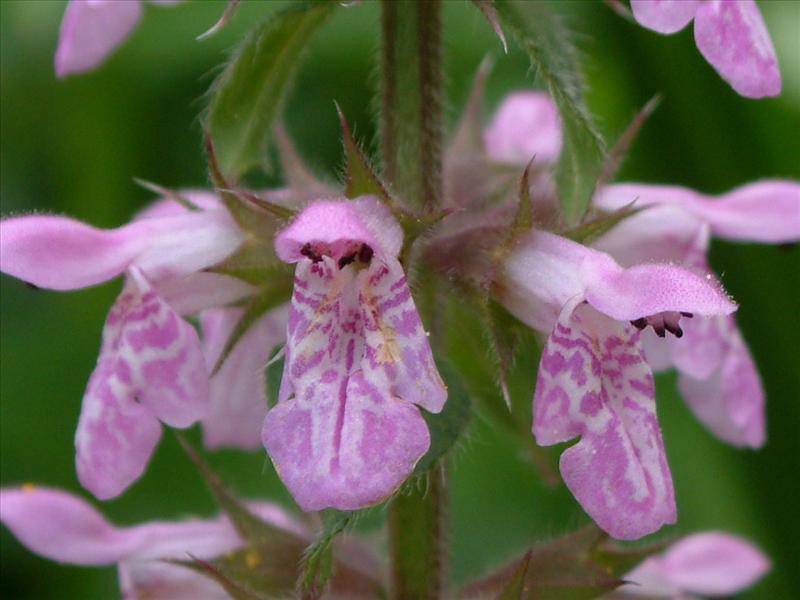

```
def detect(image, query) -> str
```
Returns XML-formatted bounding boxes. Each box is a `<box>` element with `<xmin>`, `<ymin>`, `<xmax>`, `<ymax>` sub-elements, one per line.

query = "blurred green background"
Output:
<box><xmin>1</xmin><ymin>1</ymin><xmax>798</xmax><ymax>598</ymax></box>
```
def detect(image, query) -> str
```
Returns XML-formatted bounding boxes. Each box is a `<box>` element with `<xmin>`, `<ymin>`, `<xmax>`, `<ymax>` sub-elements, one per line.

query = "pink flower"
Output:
<box><xmin>629</xmin><ymin>0</ymin><xmax>781</xmax><ymax>98</ymax></box>
<box><xmin>262</xmin><ymin>197</ymin><xmax>447</xmax><ymax>511</ymax></box>
<box><xmin>0</xmin><ymin>485</ymin><xmax>305</xmax><ymax>599</ymax></box>
<box><xmin>497</xmin><ymin>231</ymin><xmax>736</xmax><ymax>539</ymax></box>
<box><xmin>482</xmin><ymin>91</ymin><xmax>563</xmax><ymax>167</ymax></box>
<box><xmin>55</xmin><ymin>0</ymin><xmax>183</xmax><ymax>78</ymax></box>
<box><xmin>594</xmin><ymin>180</ymin><xmax>800</xmax><ymax>447</ymax></box>
<box><xmin>0</xmin><ymin>192</ymin><xmax>258</xmax><ymax>498</ymax></box>
<box><xmin>616</xmin><ymin>532</ymin><xmax>770</xmax><ymax>597</ymax></box>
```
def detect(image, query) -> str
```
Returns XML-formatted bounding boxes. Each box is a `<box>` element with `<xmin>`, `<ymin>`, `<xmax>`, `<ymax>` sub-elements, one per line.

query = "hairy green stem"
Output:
<box><xmin>381</xmin><ymin>2</ymin><xmax>447</xmax><ymax>597</ymax></box>
<box><xmin>388</xmin><ymin>465</ymin><xmax>447</xmax><ymax>600</ymax></box>
<box><xmin>380</xmin><ymin>0</ymin><xmax>444</xmax><ymax>213</ymax></box>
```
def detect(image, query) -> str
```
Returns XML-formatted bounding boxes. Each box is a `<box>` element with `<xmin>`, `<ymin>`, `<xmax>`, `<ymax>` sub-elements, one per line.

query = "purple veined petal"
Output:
<box><xmin>76</xmin><ymin>269</ymin><xmax>209</xmax><ymax>499</ymax></box>
<box><xmin>0</xmin><ymin>209</ymin><xmax>243</xmax><ymax>290</ymax></box>
<box><xmin>274</xmin><ymin>196</ymin><xmax>403</xmax><ymax>263</ymax></box>
<box><xmin>482</xmin><ymin>91</ymin><xmax>563</xmax><ymax>166</ymax></box>
<box><xmin>200</xmin><ymin>305</ymin><xmax>289</xmax><ymax>450</ymax></box>
<box><xmin>0</xmin><ymin>486</ymin><xmax>147</xmax><ymax>564</ymax></box>
<box><xmin>263</xmin><ymin>259</ymin><xmax>430</xmax><ymax>511</ymax></box>
<box><xmin>630</xmin><ymin>0</ymin><xmax>700</xmax><ymax>34</ymax></box>
<box><xmin>360</xmin><ymin>258</ymin><xmax>447</xmax><ymax>413</ymax></box>
<box><xmin>678</xmin><ymin>315</ymin><xmax>765</xmax><ymax>448</ymax></box>
<box><xmin>694</xmin><ymin>0</ymin><xmax>781</xmax><ymax>98</ymax></box>
<box><xmin>658</xmin><ymin>532</ymin><xmax>770</xmax><ymax>595</ymax></box>
<box><xmin>156</xmin><ymin>272</ymin><xmax>255</xmax><ymax>317</ymax></box>
<box><xmin>534</xmin><ymin>300</ymin><xmax>676</xmax><ymax>540</ymax></box>
<box><xmin>55</xmin><ymin>0</ymin><xmax>143</xmax><ymax>78</ymax></box>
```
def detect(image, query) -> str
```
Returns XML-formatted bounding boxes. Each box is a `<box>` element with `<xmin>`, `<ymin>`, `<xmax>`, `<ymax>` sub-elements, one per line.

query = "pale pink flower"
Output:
<box><xmin>497</xmin><ymin>231</ymin><xmax>736</xmax><ymax>539</ymax></box>
<box><xmin>263</xmin><ymin>197</ymin><xmax>447</xmax><ymax>511</ymax></box>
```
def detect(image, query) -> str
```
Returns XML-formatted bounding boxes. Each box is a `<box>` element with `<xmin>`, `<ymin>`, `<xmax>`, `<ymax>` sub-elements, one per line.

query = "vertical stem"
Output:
<box><xmin>380</xmin><ymin>0</ymin><xmax>444</xmax><ymax>214</ymax></box>
<box><xmin>381</xmin><ymin>2</ymin><xmax>447</xmax><ymax>599</ymax></box>
<box><xmin>388</xmin><ymin>465</ymin><xmax>447</xmax><ymax>600</ymax></box>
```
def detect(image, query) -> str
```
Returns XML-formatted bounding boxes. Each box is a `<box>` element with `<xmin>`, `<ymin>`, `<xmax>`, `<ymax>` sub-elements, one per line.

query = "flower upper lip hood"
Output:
<box><xmin>630</xmin><ymin>0</ymin><xmax>782</xmax><ymax>99</ymax></box>
<box><xmin>263</xmin><ymin>196</ymin><xmax>446</xmax><ymax>512</ymax></box>
<box><xmin>499</xmin><ymin>229</ymin><xmax>736</xmax><ymax>332</ymax></box>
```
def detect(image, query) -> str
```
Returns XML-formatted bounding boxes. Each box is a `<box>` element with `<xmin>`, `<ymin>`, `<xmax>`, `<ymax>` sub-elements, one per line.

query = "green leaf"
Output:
<box><xmin>414</xmin><ymin>361</ymin><xmax>471</xmax><ymax>475</ymax></box>
<box><xmin>175</xmin><ymin>434</ymin><xmax>296</xmax><ymax>547</ymax></box>
<box><xmin>266</xmin><ymin>345</ymin><xmax>285</xmax><ymax>409</ymax></box>
<box><xmin>564</xmin><ymin>202</ymin><xmax>649</xmax><ymax>245</ymax></box>
<box><xmin>206</xmin><ymin>1</ymin><xmax>336</xmax><ymax>180</ymax></box>
<box><xmin>336</xmin><ymin>103</ymin><xmax>391</xmax><ymax>202</ymax></box>
<box><xmin>494</xmin><ymin>0</ymin><xmax>606</xmax><ymax>224</ymax></box>
<box><xmin>297</xmin><ymin>510</ymin><xmax>351</xmax><ymax>599</ymax></box>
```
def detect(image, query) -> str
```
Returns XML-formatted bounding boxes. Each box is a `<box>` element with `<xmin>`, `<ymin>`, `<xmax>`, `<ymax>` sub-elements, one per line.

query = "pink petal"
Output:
<box><xmin>274</xmin><ymin>196</ymin><xmax>403</xmax><ymax>263</ymax></box>
<box><xmin>0</xmin><ymin>486</ymin><xmax>145</xmax><ymax>564</ymax></box>
<box><xmin>593</xmin><ymin>193</ymin><xmax>710</xmax><ymax>267</ymax></box>
<box><xmin>76</xmin><ymin>269</ymin><xmax>209</xmax><ymax>499</ymax></box>
<box><xmin>694</xmin><ymin>0</ymin><xmax>781</xmax><ymax>98</ymax></box>
<box><xmin>659</xmin><ymin>532</ymin><xmax>770</xmax><ymax>595</ymax></box>
<box><xmin>482</xmin><ymin>92</ymin><xmax>563</xmax><ymax>165</ymax></box>
<box><xmin>156</xmin><ymin>272</ymin><xmax>255</xmax><ymax>317</ymax></box>
<box><xmin>263</xmin><ymin>259</ymin><xmax>431</xmax><ymax>511</ymax></box>
<box><xmin>595</xmin><ymin>181</ymin><xmax>800</xmax><ymax>244</ymax></box>
<box><xmin>55</xmin><ymin>0</ymin><xmax>143</xmax><ymax>78</ymax></box>
<box><xmin>201</xmin><ymin>306</ymin><xmax>288</xmax><ymax>450</ymax></box>
<box><xmin>0</xmin><ymin>210</ymin><xmax>243</xmax><ymax>290</ymax></box>
<box><xmin>630</xmin><ymin>0</ymin><xmax>700</xmax><ymax>34</ymax></box>
<box><xmin>678</xmin><ymin>315</ymin><xmax>765</xmax><ymax>448</ymax></box>
<box><xmin>498</xmin><ymin>231</ymin><xmax>736</xmax><ymax>333</ymax></box>
<box><xmin>691</xmin><ymin>180</ymin><xmax>800</xmax><ymax>243</ymax></box>
<box><xmin>534</xmin><ymin>301</ymin><xmax>676</xmax><ymax>540</ymax></box>
<box><xmin>360</xmin><ymin>258</ymin><xmax>447</xmax><ymax>413</ymax></box>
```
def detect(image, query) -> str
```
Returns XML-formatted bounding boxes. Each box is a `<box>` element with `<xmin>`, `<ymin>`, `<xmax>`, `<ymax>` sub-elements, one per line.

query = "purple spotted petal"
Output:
<box><xmin>534</xmin><ymin>300</ymin><xmax>676</xmax><ymax>540</ymax></box>
<box><xmin>623</xmin><ymin>532</ymin><xmax>770</xmax><ymax>597</ymax></box>
<box><xmin>482</xmin><ymin>92</ymin><xmax>563</xmax><ymax>165</ymax></box>
<box><xmin>360</xmin><ymin>259</ymin><xmax>447</xmax><ymax>413</ymax></box>
<box><xmin>75</xmin><ymin>269</ymin><xmax>209</xmax><ymax>499</ymax></box>
<box><xmin>55</xmin><ymin>0</ymin><xmax>142</xmax><ymax>78</ymax></box>
<box><xmin>630</xmin><ymin>0</ymin><xmax>700</xmax><ymax>34</ymax></box>
<box><xmin>0</xmin><ymin>209</ymin><xmax>243</xmax><ymax>290</ymax></box>
<box><xmin>694</xmin><ymin>0</ymin><xmax>781</xmax><ymax>98</ymax></box>
<box><xmin>263</xmin><ymin>259</ymin><xmax>432</xmax><ymax>511</ymax></box>
<box><xmin>201</xmin><ymin>306</ymin><xmax>288</xmax><ymax>450</ymax></box>
<box><xmin>274</xmin><ymin>196</ymin><xmax>402</xmax><ymax>263</ymax></box>
<box><xmin>595</xmin><ymin>181</ymin><xmax>800</xmax><ymax>244</ymax></box>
